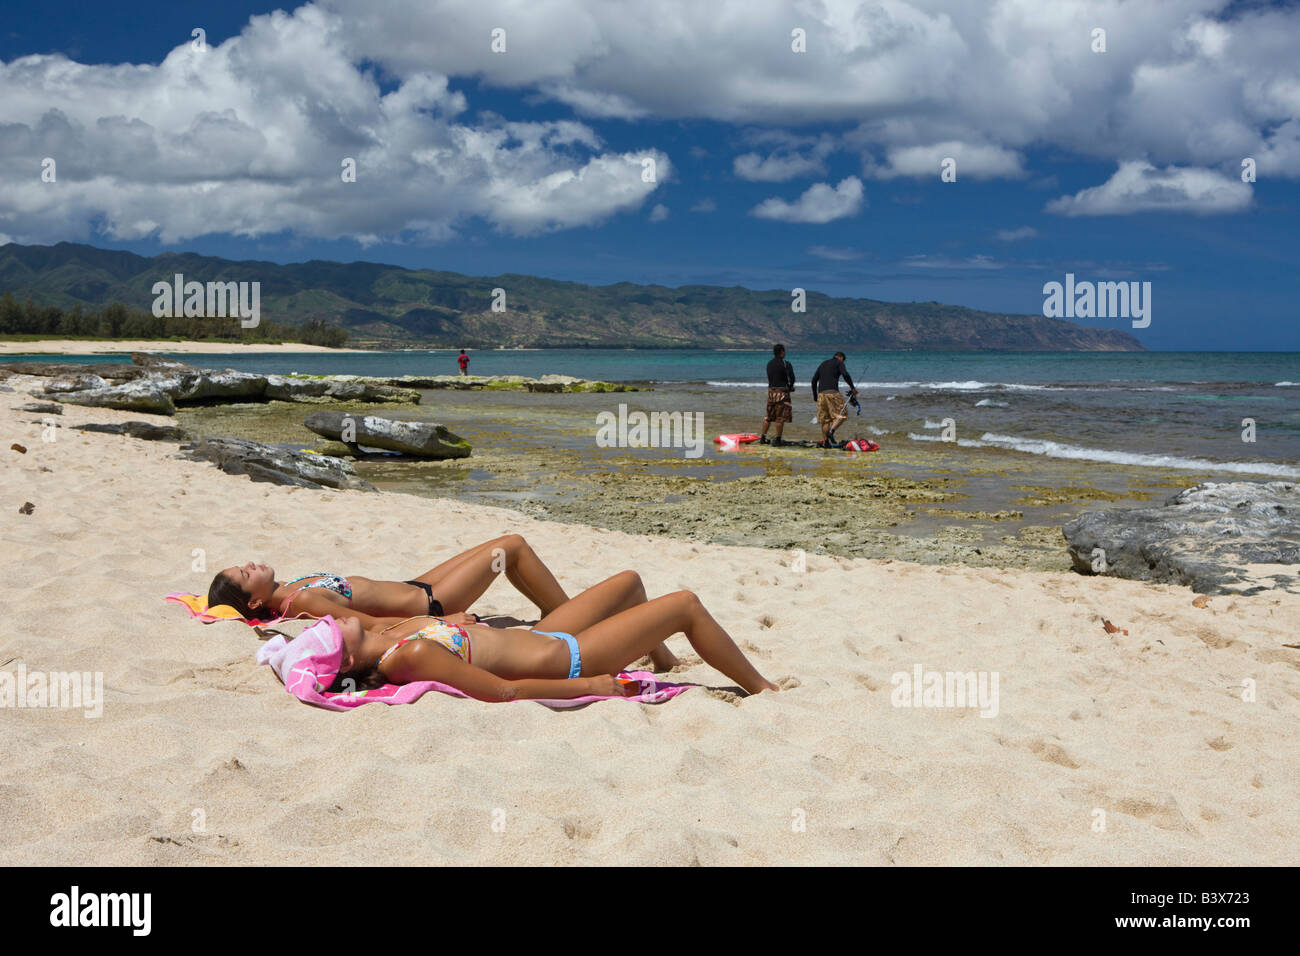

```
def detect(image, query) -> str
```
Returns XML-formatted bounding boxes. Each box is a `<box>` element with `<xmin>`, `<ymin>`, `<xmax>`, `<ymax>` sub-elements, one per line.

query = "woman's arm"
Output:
<box><xmin>282</xmin><ymin>591</ymin><xmax>407</xmax><ymax>630</ymax></box>
<box><xmin>381</xmin><ymin>640</ymin><xmax>616</xmax><ymax>701</ymax></box>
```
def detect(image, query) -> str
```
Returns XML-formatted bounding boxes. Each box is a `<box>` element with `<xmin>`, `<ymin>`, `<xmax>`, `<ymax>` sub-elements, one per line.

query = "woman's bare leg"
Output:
<box><xmin>413</xmin><ymin>534</ymin><xmax>569</xmax><ymax>614</ymax></box>
<box><xmin>575</xmin><ymin>591</ymin><xmax>779</xmax><ymax>695</ymax></box>
<box><xmin>535</xmin><ymin>570</ymin><xmax>681</xmax><ymax>670</ymax></box>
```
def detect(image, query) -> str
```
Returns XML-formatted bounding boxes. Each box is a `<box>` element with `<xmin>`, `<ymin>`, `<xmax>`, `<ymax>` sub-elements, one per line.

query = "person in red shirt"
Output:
<box><xmin>457</xmin><ymin>349</ymin><xmax>469</xmax><ymax>375</ymax></box>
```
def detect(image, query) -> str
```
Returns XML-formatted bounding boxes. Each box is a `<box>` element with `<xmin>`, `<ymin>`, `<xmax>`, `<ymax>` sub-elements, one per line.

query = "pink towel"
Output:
<box><xmin>256</xmin><ymin>617</ymin><xmax>691</xmax><ymax>710</ymax></box>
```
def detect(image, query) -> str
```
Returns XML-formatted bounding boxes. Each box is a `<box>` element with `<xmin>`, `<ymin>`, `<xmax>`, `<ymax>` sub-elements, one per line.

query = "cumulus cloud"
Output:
<box><xmin>1045</xmin><ymin>161</ymin><xmax>1253</xmax><ymax>215</ymax></box>
<box><xmin>325</xmin><ymin>0</ymin><xmax>1300</xmax><ymax>179</ymax></box>
<box><xmin>734</xmin><ymin>132</ymin><xmax>836</xmax><ymax>182</ymax></box>
<box><xmin>648</xmin><ymin>203</ymin><xmax>669</xmax><ymax>222</ymax></box>
<box><xmin>3</xmin><ymin>0</ymin><xmax>1297</xmax><ymax>245</ymax></box>
<box><xmin>0</xmin><ymin>5</ymin><xmax>667</xmax><ymax>244</ymax></box>
<box><xmin>751</xmin><ymin>177</ymin><xmax>864</xmax><ymax>223</ymax></box>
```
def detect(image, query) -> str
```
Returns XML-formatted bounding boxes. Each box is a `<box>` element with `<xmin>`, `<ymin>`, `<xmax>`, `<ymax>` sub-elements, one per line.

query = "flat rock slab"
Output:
<box><xmin>303</xmin><ymin>410</ymin><xmax>472</xmax><ymax>459</ymax></box>
<box><xmin>55</xmin><ymin>381</ymin><xmax>177</xmax><ymax>415</ymax></box>
<box><xmin>183</xmin><ymin>436</ymin><xmax>376</xmax><ymax>491</ymax></box>
<box><xmin>20</xmin><ymin>402</ymin><xmax>63</xmax><ymax>415</ymax></box>
<box><xmin>0</xmin><ymin>361</ymin><xmax>144</xmax><ymax>382</ymax></box>
<box><xmin>77</xmin><ymin>421</ymin><xmax>189</xmax><ymax>442</ymax></box>
<box><xmin>1063</xmin><ymin>481</ymin><xmax>1300</xmax><ymax>594</ymax></box>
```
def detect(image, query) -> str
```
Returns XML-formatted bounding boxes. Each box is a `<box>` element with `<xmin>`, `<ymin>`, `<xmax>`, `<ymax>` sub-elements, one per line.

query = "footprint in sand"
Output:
<box><xmin>559</xmin><ymin>815</ymin><xmax>601</xmax><ymax>841</ymax></box>
<box><xmin>1206</xmin><ymin>736</ymin><xmax>1233</xmax><ymax>751</ymax></box>
<box><xmin>1025</xmin><ymin>738</ymin><xmax>1081</xmax><ymax>769</ymax></box>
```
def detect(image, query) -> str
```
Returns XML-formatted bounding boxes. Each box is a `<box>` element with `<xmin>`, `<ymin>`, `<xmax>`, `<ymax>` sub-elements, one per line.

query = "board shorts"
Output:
<box><xmin>765</xmin><ymin>388</ymin><xmax>792</xmax><ymax>424</ymax></box>
<box><xmin>817</xmin><ymin>391</ymin><xmax>847</xmax><ymax>426</ymax></box>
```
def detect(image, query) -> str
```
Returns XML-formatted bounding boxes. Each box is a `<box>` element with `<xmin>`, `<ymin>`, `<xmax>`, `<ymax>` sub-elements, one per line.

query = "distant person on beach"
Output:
<box><xmin>207</xmin><ymin>535</ymin><xmax>680</xmax><ymax>670</ymax></box>
<box><xmin>458</xmin><ymin>349</ymin><xmax>469</xmax><ymax>375</ymax></box>
<box><xmin>760</xmin><ymin>343</ymin><xmax>795</xmax><ymax>446</ymax></box>
<box><xmin>330</xmin><ymin>575</ymin><xmax>781</xmax><ymax>698</ymax></box>
<box><xmin>810</xmin><ymin>351</ymin><xmax>858</xmax><ymax>448</ymax></box>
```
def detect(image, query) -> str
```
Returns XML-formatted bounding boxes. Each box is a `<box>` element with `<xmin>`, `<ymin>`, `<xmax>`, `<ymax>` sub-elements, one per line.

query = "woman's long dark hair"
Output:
<box><xmin>328</xmin><ymin>667</ymin><xmax>389</xmax><ymax>694</ymax></box>
<box><xmin>207</xmin><ymin>571</ymin><xmax>257</xmax><ymax>619</ymax></box>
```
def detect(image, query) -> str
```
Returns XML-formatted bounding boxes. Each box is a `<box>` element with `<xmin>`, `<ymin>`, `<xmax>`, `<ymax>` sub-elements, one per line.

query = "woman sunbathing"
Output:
<box><xmin>208</xmin><ymin>534</ymin><xmax>567</xmax><ymax>626</ymax></box>
<box><xmin>210</xmin><ymin>537</ymin><xmax>680</xmax><ymax>671</ymax></box>
<box><xmin>331</xmin><ymin>572</ymin><xmax>781</xmax><ymax>699</ymax></box>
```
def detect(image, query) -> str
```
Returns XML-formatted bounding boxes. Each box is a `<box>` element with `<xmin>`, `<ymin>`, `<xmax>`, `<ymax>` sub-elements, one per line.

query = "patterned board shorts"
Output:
<box><xmin>817</xmin><ymin>391</ymin><xmax>847</xmax><ymax>425</ymax></box>
<box><xmin>765</xmin><ymin>388</ymin><xmax>792</xmax><ymax>423</ymax></box>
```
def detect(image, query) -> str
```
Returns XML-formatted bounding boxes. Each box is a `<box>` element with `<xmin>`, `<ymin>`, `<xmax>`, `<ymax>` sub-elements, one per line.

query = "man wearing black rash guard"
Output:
<box><xmin>810</xmin><ymin>351</ymin><xmax>857</xmax><ymax>447</ymax></box>
<box><xmin>760</xmin><ymin>343</ymin><xmax>796</xmax><ymax>446</ymax></box>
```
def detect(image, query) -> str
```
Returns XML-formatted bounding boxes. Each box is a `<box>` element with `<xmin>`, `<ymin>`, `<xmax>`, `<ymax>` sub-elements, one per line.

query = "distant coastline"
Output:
<box><xmin>0</xmin><ymin>338</ymin><xmax>368</xmax><ymax>355</ymax></box>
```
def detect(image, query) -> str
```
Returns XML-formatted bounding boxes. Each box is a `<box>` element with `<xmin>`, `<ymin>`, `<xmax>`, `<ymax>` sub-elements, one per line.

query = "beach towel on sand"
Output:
<box><xmin>256</xmin><ymin>617</ymin><xmax>691</xmax><ymax>710</ymax></box>
<box><xmin>165</xmin><ymin>592</ymin><xmax>308</xmax><ymax>626</ymax></box>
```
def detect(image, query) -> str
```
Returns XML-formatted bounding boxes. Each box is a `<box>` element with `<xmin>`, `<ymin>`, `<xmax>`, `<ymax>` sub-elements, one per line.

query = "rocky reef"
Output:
<box><xmin>303</xmin><ymin>410</ymin><xmax>472</xmax><ymax>459</ymax></box>
<box><xmin>1063</xmin><ymin>481</ymin><xmax>1300</xmax><ymax>594</ymax></box>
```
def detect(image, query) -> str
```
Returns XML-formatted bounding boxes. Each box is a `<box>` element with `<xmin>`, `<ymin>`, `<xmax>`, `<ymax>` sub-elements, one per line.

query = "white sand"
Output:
<box><xmin>0</xmin><ymin>339</ymin><xmax>368</xmax><ymax>355</ymax></box>
<box><xmin>3</xmin><ymin>383</ymin><xmax>1298</xmax><ymax>865</ymax></box>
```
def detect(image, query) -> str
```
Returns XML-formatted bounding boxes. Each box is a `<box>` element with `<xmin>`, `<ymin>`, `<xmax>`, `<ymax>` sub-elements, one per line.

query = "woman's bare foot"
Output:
<box><xmin>649</xmin><ymin>644</ymin><xmax>682</xmax><ymax>671</ymax></box>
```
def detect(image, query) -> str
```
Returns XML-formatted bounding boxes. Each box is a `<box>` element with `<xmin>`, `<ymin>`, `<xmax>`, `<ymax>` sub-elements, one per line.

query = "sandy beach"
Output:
<box><xmin>3</xmin><ymin>373</ymin><xmax>1298</xmax><ymax>866</ymax></box>
<box><xmin>0</xmin><ymin>339</ymin><xmax>369</xmax><ymax>355</ymax></box>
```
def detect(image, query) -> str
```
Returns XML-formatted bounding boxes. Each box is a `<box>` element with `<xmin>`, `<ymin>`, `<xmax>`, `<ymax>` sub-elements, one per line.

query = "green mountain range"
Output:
<box><xmin>0</xmin><ymin>241</ymin><xmax>1143</xmax><ymax>350</ymax></box>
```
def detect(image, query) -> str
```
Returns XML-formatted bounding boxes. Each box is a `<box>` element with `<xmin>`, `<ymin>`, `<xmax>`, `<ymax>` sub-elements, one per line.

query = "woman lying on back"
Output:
<box><xmin>331</xmin><ymin>571</ymin><xmax>782</xmax><ymax>699</ymax></box>
<box><xmin>208</xmin><ymin>534</ymin><xmax>564</xmax><ymax>626</ymax></box>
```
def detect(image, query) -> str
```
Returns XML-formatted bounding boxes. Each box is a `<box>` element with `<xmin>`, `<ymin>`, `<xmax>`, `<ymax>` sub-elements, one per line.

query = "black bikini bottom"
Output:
<box><xmin>404</xmin><ymin>580</ymin><xmax>444</xmax><ymax>617</ymax></box>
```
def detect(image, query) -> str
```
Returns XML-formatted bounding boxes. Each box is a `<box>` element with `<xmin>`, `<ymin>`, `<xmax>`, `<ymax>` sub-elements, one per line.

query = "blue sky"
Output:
<box><xmin>2</xmin><ymin>0</ymin><xmax>1298</xmax><ymax>349</ymax></box>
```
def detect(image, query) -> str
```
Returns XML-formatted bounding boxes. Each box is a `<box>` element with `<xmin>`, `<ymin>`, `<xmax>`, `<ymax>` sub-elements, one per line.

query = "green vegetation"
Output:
<box><xmin>0</xmin><ymin>241</ymin><xmax>1143</xmax><ymax>351</ymax></box>
<box><xmin>0</xmin><ymin>293</ymin><xmax>349</xmax><ymax>347</ymax></box>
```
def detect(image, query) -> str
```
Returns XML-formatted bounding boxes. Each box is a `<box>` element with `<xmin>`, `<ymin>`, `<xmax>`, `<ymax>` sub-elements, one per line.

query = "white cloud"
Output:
<box><xmin>903</xmin><ymin>254</ymin><xmax>1003</xmax><ymax>270</ymax></box>
<box><xmin>649</xmin><ymin>203</ymin><xmax>669</xmax><ymax>222</ymax></box>
<box><xmin>751</xmin><ymin>178</ymin><xmax>864</xmax><ymax>224</ymax></box>
<box><xmin>324</xmin><ymin>0</ymin><xmax>1300</xmax><ymax>179</ymax></box>
<box><xmin>0</xmin><ymin>5</ymin><xmax>667</xmax><ymax>244</ymax></box>
<box><xmin>1045</xmin><ymin>161</ymin><xmax>1253</xmax><ymax>216</ymax></box>
<box><xmin>995</xmin><ymin>226</ymin><xmax>1038</xmax><ymax>241</ymax></box>
<box><xmin>733</xmin><ymin>132</ymin><xmax>836</xmax><ymax>182</ymax></box>
<box><xmin>734</xmin><ymin>151</ymin><xmax>827</xmax><ymax>182</ymax></box>
<box><xmin>3</xmin><ymin>0</ymin><xmax>1297</xmax><ymax>245</ymax></box>
<box><xmin>690</xmin><ymin>198</ymin><xmax>716</xmax><ymax>213</ymax></box>
<box><xmin>865</xmin><ymin>141</ymin><xmax>1025</xmax><ymax>180</ymax></box>
<box><xmin>808</xmin><ymin>245</ymin><xmax>863</xmax><ymax>260</ymax></box>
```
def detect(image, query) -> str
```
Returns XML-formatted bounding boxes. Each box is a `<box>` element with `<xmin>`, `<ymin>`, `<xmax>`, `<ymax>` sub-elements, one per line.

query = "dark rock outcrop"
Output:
<box><xmin>183</xmin><ymin>436</ymin><xmax>376</xmax><ymax>491</ymax></box>
<box><xmin>1063</xmin><ymin>481</ymin><xmax>1300</xmax><ymax>594</ymax></box>
<box><xmin>77</xmin><ymin>421</ymin><xmax>189</xmax><ymax>442</ymax></box>
<box><xmin>20</xmin><ymin>401</ymin><xmax>63</xmax><ymax>415</ymax></box>
<box><xmin>303</xmin><ymin>411</ymin><xmax>472</xmax><ymax>459</ymax></box>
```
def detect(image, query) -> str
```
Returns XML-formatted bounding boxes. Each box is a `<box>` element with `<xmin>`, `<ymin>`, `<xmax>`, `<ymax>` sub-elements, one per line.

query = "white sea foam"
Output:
<box><xmin>974</xmin><ymin>399</ymin><xmax>1009</xmax><ymax>407</ymax></box>
<box><xmin>1277</xmin><ymin>381</ymin><xmax>1299</xmax><ymax>387</ymax></box>
<box><xmin>856</xmin><ymin>380</ymin><xmax>1068</xmax><ymax>392</ymax></box>
<box><xmin>922</xmin><ymin>419</ymin><xmax>946</xmax><ymax>429</ymax></box>
<box><xmin>907</xmin><ymin>433</ymin><xmax>989</xmax><ymax>447</ymax></box>
<box><xmin>977</xmin><ymin>433</ymin><xmax>1300</xmax><ymax>478</ymax></box>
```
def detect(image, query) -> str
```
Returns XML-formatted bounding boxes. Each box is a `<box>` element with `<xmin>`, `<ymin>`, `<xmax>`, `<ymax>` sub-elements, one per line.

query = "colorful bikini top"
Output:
<box><xmin>280</xmin><ymin>573</ymin><xmax>353</xmax><ymax>615</ymax></box>
<box><xmin>377</xmin><ymin>616</ymin><xmax>471</xmax><ymax>668</ymax></box>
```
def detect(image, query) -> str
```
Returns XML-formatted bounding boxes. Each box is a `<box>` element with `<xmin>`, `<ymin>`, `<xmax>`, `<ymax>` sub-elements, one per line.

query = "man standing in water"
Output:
<box><xmin>811</xmin><ymin>351</ymin><xmax>857</xmax><ymax>448</ymax></box>
<box><xmin>760</xmin><ymin>343</ymin><xmax>796</xmax><ymax>446</ymax></box>
<box><xmin>457</xmin><ymin>349</ymin><xmax>469</xmax><ymax>376</ymax></box>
